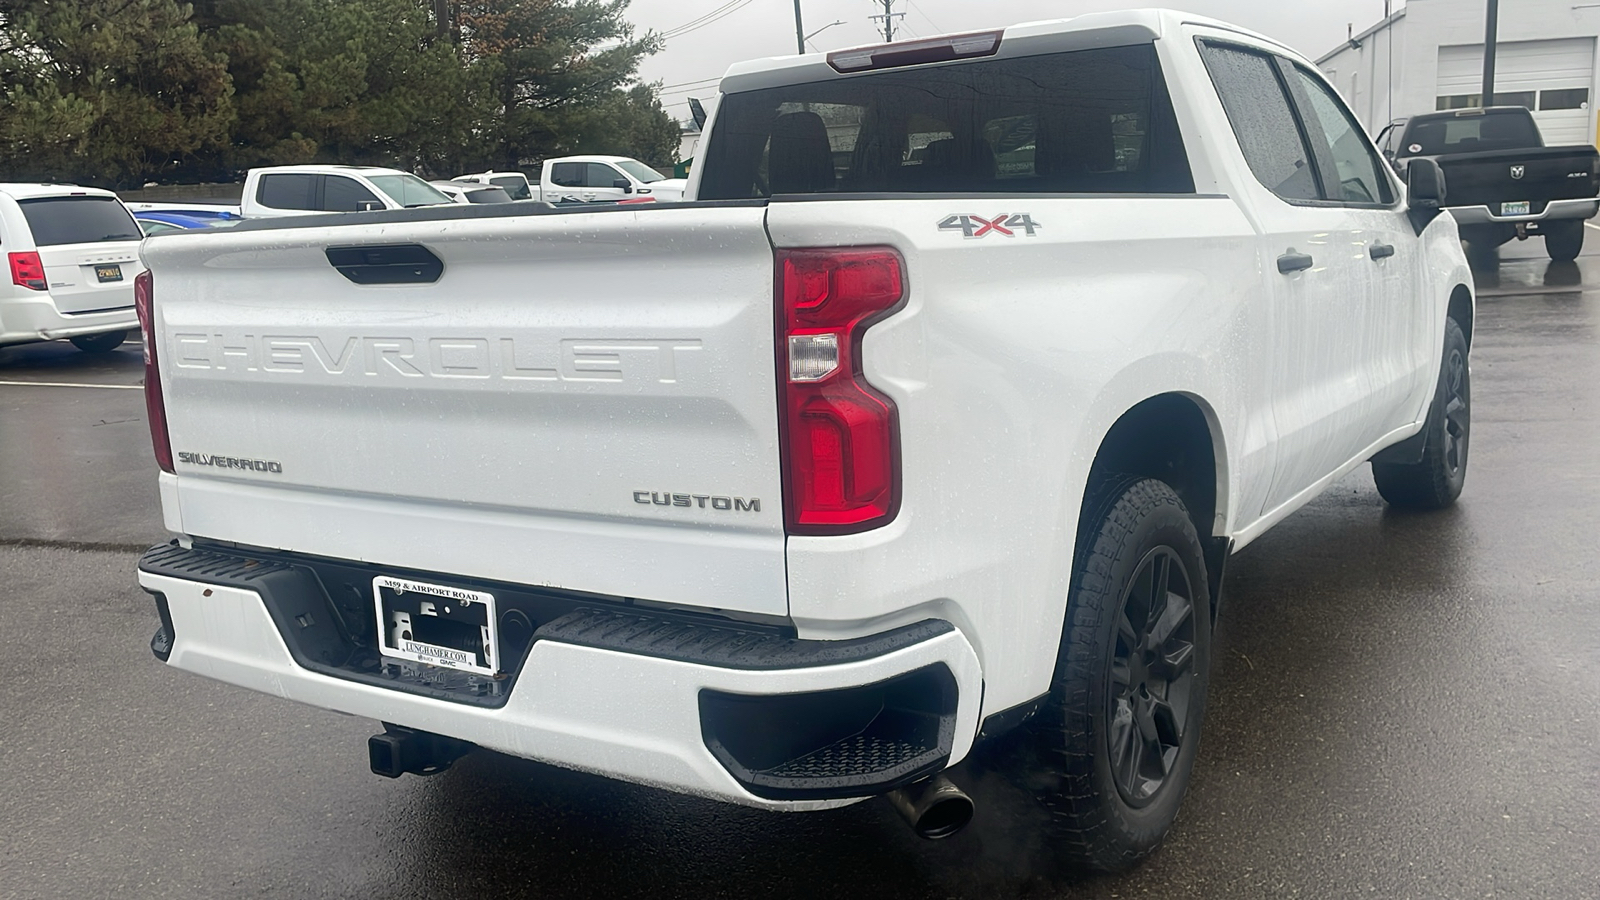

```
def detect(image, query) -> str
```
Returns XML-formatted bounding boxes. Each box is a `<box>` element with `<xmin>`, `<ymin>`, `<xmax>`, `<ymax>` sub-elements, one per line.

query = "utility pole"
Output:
<box><xmin>1482</xmin><ymin>0</ymin><xmax>1500</xmax><ymax>106</ymax></box>
<box><xmin>869</xmin><ymin>0</ymin><xmax>904</xmax><ymax>42</ymax></box>
<box><xmin>793</xmin><ymin>0</ymin><xmax>805</xmax><ymax>55</ymax></box>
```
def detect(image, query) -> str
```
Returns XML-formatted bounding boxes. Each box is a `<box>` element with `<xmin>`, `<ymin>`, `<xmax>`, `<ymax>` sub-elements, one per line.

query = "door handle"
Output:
<box><xmin>1277</xmin><ymin>250</ymin><xmax>1314</xmax><ymax>274</ymax></box>
<box><xmin>1369</xmin><ymin>243</ymin><xmax>1396</xmax><ymax>260</ymax></box>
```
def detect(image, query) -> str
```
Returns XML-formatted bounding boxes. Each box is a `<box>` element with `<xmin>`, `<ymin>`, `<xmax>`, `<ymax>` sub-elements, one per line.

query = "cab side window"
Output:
<box><xmin>257</xmin><ymin>173</ymin><xmax>317</xmax><ymax>210</ymax></box>
<box><xmin>586</xmin><ymin>163</ymin><xmax>624</xmax><ymax>188</ymax></box>
<box><xmin>1286</xmin><ymin>66</ymin><xmax>1395</xmax><ymax>205</ymax></box>
<box><xmin>550</xmin><ymin>163</ymin><xmax>585</xmax><ymax>188</ymax></box>
<box><xmin>1199</xmin><ymin>43</ymin><xmax>1322</xmax><ymax>203</ymax></box>
<box><xmin>322</xmin><ymin>176</ymin><xmax>382</xmax><ymax>212</ymax></box>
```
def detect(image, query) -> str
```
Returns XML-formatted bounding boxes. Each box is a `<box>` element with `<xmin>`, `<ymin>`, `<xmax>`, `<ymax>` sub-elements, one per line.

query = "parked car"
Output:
<box><xmin>240</xmin><ymin>165</ymin><xmax>455</xmax><ymax>218</ymax></box>
<box><xmin>428</xmin><ymin>181</ymin><xmax>515</xmax><ymax>204</ymax></box>
<box><xmin>132</xmin><ymin>208</ymin><xmax>245</xmax><ymax>235</ymax></box>
<box><xmin>1</xmin><ymin>183</ymin><xmax>145</xmax><ymax>352</ymax></box>
<box><xmin>449</xmin><ymin>170</ymin><xmax>534</xmax><ymax>200</ymax></box>
<box><xmin>536</xmin><ymin>155</ymin><xmax>687</xmax><ymax>204</ymax></box>
<box><xmin>1377</xmin><ymin>107</ymin><xmax>1600</xmax><ymax>261</ymax></box>
<box><xmin>135</xmin><ymin>10</ymin><xmax>1473</xmax><ymax>872</ymax></box>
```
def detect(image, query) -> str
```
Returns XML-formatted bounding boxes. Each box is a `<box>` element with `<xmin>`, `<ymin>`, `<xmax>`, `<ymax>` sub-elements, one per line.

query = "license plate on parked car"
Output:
<box><xmin>1502</xmin><ymin>201</ymin><xmax>1531</xmax><ymax>216</ymax></box>
<box><xmin>373</xmin><ymin>576</ymin><xmax>499</xmax><ymax>675</ymax></box>
<box><xmin>94</xmin><ymin>264</ymin><xmax>123</xmax><ymax>283</ymax></box>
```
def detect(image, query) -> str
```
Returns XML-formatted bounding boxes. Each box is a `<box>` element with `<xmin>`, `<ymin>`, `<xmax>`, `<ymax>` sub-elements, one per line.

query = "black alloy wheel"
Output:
<box><xmin>953</xmin><ymin>476</ymin><xmax>1212</xmax><ymax>874</ymax></box>
<box><xmin>1373</xmin><ymin>316</ymin><xmax>1470</xmax><ymax>509</ymax></box>
<box><xmin>1440</xmin><ymin>343</ymin><xmax>1468</xmax><ymax>481</ymax></box>
<box><xmin>1107</xmin><ymin>547</ymin><xmax>1197</xmax><ymax>807</ymax></box>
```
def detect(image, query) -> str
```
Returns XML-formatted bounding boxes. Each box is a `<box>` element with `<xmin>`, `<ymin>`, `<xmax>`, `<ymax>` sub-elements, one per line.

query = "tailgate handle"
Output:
<box><xmin>325</xmin><ymin>244</ymin><xmax>443</xmax><ymax>285</ymax></box>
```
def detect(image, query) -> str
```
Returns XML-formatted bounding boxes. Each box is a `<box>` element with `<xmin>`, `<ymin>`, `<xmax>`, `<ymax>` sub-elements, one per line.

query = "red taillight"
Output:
<box><xmin>134</xmin><ymin>270</ymin><xmax>174</xmax><ymax>473</ymax></box>
<box><xmin>8</xmin><ymin>251</ymin><xmax>47</xmax><ymax>291</ymax></box>
<box><xmin>777</xmin><ymin>248</ymin><xmax>906</xmax><ymax>534</ymax></box>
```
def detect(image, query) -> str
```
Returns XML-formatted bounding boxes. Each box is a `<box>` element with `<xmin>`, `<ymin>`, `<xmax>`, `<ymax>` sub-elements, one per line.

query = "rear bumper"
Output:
<box><xmin>1447</xmin><ymin>197</ymin><xmax>1599</xmax><ymax>225</ymax></box>
<box><xmin>137</xmin><ymin>548</ymin><xmax>983</xmax><ymax>810</ymax></box>
<box><xmin>0</xmin><ymin>294</ymin><xmax>136</xmax><ymax>346</ymax></box>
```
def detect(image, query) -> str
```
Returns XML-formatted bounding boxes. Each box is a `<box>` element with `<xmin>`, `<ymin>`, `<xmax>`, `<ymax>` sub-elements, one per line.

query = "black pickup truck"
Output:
<box><xmin>1378</xmin><ymin>107</ymin><xmax>1600</xmax><ymax>261</ymax></box>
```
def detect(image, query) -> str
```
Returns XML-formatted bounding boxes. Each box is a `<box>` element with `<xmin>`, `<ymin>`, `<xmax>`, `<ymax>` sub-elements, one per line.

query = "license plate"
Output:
<box><xmin>373</xmin><ymin>576</ymin><xmax>499</xmax><ymax>675</ymax></box>
<box><xmin>94</xmin><ymin>264</ymin><xmax>123</xmax><ymax>283</ymax></box>
<box><xmin>1501</xmin><ymin>201</ymin><xmax>1531</xmax><ymax>216</ymax></box>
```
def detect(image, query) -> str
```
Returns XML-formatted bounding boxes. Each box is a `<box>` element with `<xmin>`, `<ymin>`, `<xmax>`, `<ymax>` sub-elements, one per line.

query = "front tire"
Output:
<box><xmin>70</xmin><ymin>330</ymin><xmax>126</xmax><ymax>353</ymax></box>
<box><xmin>1373</xmin><ymin>317</ymin><xmax>1470</xmax><ymax>509</ymax></box>
<box><xmin>1544</xmin><ymin>219</ymin><xmax>1584</xmax><ymax>262</ymax></box>
<box><xmin>969</xmin><ymin>477</ymin><xmax>1212</xmax><ymax>872</ymax></box>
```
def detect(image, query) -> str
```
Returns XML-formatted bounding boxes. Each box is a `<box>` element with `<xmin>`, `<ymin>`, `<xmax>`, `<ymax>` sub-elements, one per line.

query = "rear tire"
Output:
<box><xmin>1372</xmin><ymin>317</ymin><xmax>1470</xmax><ymax>509</ymax></box>
<box><xmin>70</xmin><ymin>331</ymin><xmax>126</xmax><ymax>353</ymax></box>
<box><xmin>1545</xmin><ymin>220</ymin><xmax>1584</xmax><ymax>262</ymax></box>
<box><xmin>966</xmin><ymin>476</ymin><xmax>1212</xmax><ymax>873</ymax></box>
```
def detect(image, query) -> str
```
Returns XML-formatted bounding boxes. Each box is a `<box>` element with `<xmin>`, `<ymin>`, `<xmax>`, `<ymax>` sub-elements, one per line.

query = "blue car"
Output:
<box><xmin>133</xmin><ymin>209</ymin><xmax>243</xmax><ymax>235</ymax></box>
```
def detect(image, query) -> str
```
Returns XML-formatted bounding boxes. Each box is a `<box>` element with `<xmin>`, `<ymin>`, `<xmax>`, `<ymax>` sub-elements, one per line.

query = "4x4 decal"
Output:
<box><xmin>938</xmin><ymin>214</ymin><xmax>1040</xmax><ymax>238</ymax></box>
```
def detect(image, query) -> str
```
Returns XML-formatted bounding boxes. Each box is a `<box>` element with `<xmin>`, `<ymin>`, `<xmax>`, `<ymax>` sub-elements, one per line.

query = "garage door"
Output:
<box><xmin>1437</xmin><ymin>38</ymin><xmax>1596</xmax><ymax>145</ymax></box>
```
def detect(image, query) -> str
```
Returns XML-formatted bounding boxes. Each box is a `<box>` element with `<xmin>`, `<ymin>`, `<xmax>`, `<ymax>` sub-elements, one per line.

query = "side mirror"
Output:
<box><xmin>612</xmin><ymin>179</ymin><xmax>633</xmax><ymax>193</ymax></box>
<box><xmin>1406</xmin><ymin>158</ymin><xmax>1446</xmax><ymax>234</ymax></box>
<box><xmin>1407</xmin><ymin>158</ymin><xmax>1446</xmax><ymax>208</ymax></box>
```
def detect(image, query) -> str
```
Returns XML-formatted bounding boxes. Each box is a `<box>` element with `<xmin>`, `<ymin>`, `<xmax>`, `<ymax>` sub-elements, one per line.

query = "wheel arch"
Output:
<box><xmin>1084</xmin><ymin>392</ymin><xmax>1228</xmax><ymax>541</ymax></box>
<box><xmin>1077</xmin><ymin>390</ymin><xmax>1231</xmax><ymax>619</ymax></box>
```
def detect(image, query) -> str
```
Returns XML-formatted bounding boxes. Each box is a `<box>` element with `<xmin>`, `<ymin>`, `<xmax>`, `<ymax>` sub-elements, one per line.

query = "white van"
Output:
<box><xmin>0</xmin><ymin>184</ymin><xmax>144</xmax><ymax>352</ymax></box>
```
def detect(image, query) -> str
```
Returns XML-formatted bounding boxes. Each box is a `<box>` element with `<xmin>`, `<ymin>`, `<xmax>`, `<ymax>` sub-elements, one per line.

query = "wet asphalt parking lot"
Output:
<box><xmin>2</xmin><ymin>235</ymin><xmax>1598</xmax><ymax>899</ymax></box>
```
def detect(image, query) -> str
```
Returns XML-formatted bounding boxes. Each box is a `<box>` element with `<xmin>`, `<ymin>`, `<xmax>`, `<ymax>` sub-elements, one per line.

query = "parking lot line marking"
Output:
<box><xmin>1587</xmin><ymin>222</ymin><xmax>1600</xmax><ymax>232</ymax></box>
<box><xmin>0</xmin><ymin>380</ymin><xmax>143</xmax><ymax>390</ymax></box>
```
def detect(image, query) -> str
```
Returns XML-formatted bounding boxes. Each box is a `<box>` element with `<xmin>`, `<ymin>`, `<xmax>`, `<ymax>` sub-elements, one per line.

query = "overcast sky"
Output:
<box><xmin>627</xmin><ymin>0</ymin><xmax>1405</xmax><ymax>122</ymax></box>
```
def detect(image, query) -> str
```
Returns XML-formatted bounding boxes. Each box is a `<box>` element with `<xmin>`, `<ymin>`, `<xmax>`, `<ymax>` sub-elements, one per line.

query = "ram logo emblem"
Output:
<box><xmin>1510</xmin><ymin>165</ymin><xmax>1525</xmax><ymax>180</ymax></box>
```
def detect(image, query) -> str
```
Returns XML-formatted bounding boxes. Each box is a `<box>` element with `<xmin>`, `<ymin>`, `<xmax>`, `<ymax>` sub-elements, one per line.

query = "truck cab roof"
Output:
<box><xmin>718</xmin><ymin>8</ymin><xmax>1296</xmax><ymax>93</ymax></box>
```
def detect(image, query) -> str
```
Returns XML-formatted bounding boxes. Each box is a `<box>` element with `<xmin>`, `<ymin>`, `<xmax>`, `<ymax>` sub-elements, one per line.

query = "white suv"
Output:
<box><xmin>0</xmin><ymin>184</ymin><xmax>145</xmax><ymax>352</ymax></box>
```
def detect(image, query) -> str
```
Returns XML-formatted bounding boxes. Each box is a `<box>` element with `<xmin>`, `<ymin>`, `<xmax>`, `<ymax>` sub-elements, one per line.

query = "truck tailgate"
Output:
<box><xmin>1436</xmin><ymin>145</ymin><xmax>1600</xmax><ymax>211</ymax></box>
<box><xmin>141</xmin><ymin>204</ymin><xmax>788</xmax><ymax>616</ymax></box>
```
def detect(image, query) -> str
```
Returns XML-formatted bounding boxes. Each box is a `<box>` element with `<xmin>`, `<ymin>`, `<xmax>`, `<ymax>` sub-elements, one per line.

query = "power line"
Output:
<box><xmin>907</xmin><ymin>0</ymin><xmax>943</xmax><ymax>34</ymax></box>
<box><xmin>657</xmin><ymin>75</ymin><xmax>722</xmax><ymax>91</ymax></box>
<box><xmin>659</xmin><ymin>0</ymin><xmax>743</xmax><ymax>37</ymax></box>
<box><xmin>659</xmin><ymin>0</ymin><xmax>757</xmax><ymax>40</ymax></box>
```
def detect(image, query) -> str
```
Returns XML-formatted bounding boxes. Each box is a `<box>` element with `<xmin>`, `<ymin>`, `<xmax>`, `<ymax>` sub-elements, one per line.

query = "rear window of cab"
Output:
<box><xmin>698</xmin><ymin>43</ymin><xmax>1193</xmax><ymax>199</ymax></box>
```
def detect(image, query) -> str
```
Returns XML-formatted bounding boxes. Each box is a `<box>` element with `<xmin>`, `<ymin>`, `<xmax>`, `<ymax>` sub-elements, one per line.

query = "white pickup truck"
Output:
<box><xmin>457</xmin><ymin>157</ymin><xmax>688</xmax><ymax>205</ymax></box>
<box><xmin>239</xmin><ymin>165</ymin><xmax>455</xmax><ymax>217</ymax></box>
<box><xmin>135</xmin><ymin>10</ymin><xmax>1473</xmax><ymax>871</ymax></box>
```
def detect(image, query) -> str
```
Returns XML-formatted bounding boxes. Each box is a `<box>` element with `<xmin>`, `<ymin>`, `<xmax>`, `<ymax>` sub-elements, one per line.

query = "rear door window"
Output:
<box><xmin>17</xmin><ymin>197</ymin><xmax>143</xmax><ymax>246</ymax></box>
<box><xmin>550</xmin><ymin>163</ymin><xmax>585</xmax><ymax>187</ymax></box>
<box><xmin>1198</xmin><ymin>43</ymin><xmax>1321</xmax><ymax>203</ymax></box>
<box><xmin>698</xmin><ymin>43</ymin><xmax>1193</xmax><ymax>198</ymax></box>
<box><xmin>256</xmin><ymin>173</ymin><xmax>318</xmax><ymax>210</ymax></box>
